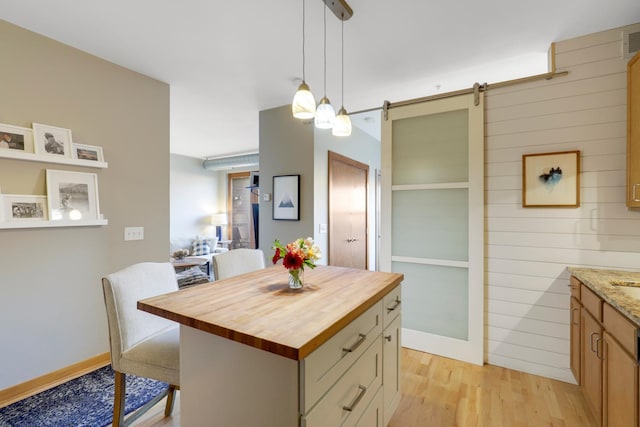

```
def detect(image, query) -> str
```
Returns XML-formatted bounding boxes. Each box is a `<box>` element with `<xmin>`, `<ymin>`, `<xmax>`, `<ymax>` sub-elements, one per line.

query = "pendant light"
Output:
<box><xmin>333</xmin><ymin>13</ymin><xmax>352</xmax><ymax>136</ymax></box>
<box><xmin>314</xmin><ymin>3</ymin><xmax>335</xmax><ymax>129</ymax></box>
<box><xmin>292</xmin><ymin>0</ymin><xmax>316</xmax><ymax>119</ymax></box>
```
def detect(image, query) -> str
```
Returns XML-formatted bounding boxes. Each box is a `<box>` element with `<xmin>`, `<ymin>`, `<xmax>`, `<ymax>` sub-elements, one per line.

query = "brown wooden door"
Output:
<box><xmin>328</xmin><ymin>151</ymin><xmax>368</xmax><ymax>269</ymax></box>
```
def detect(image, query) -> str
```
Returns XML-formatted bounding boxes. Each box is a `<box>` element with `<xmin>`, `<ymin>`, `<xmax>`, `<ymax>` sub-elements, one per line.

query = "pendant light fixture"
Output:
<box><xmin>292</xmin><ymin>0</ymin><xmax>316</xmax><ymax>119</ymax></box>
<box><xmin>314</xmin><ymin>3</ymin><xmax>335</xmax><ymax>129</ymax></box>
<box><xmin>332</xmin><ymin>13</ymin><xmax>352</xmax><ymax>137</ymax></box>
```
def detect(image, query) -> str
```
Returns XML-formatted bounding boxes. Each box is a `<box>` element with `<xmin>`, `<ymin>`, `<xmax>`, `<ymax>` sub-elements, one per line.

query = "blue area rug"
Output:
<box><xmin>0</xmin><ymin>365</ymin><xmax>168</xmax><ymax>427</ymax></box>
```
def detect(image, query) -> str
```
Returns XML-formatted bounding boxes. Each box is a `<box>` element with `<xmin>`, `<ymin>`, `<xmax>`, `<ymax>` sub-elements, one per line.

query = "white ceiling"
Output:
<box><xmin>1</xmin><ymin>1</ymin><xmax>639</xmax><ymax>158</ymax></box>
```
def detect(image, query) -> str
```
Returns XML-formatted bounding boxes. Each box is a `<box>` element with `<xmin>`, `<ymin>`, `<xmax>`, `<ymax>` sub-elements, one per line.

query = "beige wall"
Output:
<box><xmin>258</xmin><ymin>105</ymin><xmax>315</xmax><ymax>255</ymax></box>
<box><xmin>485</xmin><ymin>23</ymin><xmax>640</xmax><ymax>382</ymax></box>
<box><xmin>0</xmin><ymin>20</ymin><xmax>170</xmax><ymax>389</ymax></box>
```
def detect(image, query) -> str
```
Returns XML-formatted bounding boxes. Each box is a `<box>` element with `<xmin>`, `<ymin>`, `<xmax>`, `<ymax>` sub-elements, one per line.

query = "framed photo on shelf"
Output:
<box><xmin>46</xmin><ymin>169</ymin><xmax>100</xmax><ymax>221</ymax></box>
<box><xmin>72</xmin><ymin>143</ymin><xmax>104</xmax><ymax>162</ymax></box>
<box><xmin>273</xmin><ymin>174</ymin><xmax>300</xmax><ymax>221</ymax></box>
<box><xmin>0</xmin><ymin>123</ymin><xmax>33</xmax><ymax>153</ymax></box>
<box><xmin>0</xmin><ymin>194</ymin><xmax>48</xmax><ymax>222</ymax></box>
<box><xmin>32</xmin><ymin>123</ymin><xmax>73</xmax><ymax>158</ymax></box>
<box><xmin>522</xmin><ymin>150</ymin><xmax>580</xmax><ymax>208</ymax></box>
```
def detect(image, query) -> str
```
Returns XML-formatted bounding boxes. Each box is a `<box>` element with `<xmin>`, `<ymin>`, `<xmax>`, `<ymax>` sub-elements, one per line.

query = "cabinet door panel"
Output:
<box><xmin>570</xmin><ymin>297</ymin><xmax>582</xmax><ymax>384</ymax></box>
<box><xmin>383</xmin><ymin>315</ymin><xmax>401</xmax><ymax>426</ymax></box>
<box><xmin>581</xmin><ymin>308</ymin><xmax>602</xmax><ymax>425</ymax></box>
<box><xmin>603</xmin><ymin>332</ymin><xmax>638</xmax><ymax>427</ymax></box>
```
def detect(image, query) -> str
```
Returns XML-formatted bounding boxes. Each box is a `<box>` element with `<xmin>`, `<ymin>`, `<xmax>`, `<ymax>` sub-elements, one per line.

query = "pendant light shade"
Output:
<box><xmin>292</xmin><ymin>81</ymin><xmax>316</xmax><ymax>119</ymax></box>
<box><xmin>292</xmin><ymin>0</ymin><xmax>316</xmax><ymax>119</ymax></box>
<box><xmin>332</xmin><ymin>13</ymin><xmax>351</xmax><ymax>137</ymax></box>
<box><xmin>333</xmin><ymin>107</ymin><xmax>352</xmax><ymax>136</ymax></box>
<box><xmin>315</xmin><ymin>96</ymin><xmax>335</xmax><ymax>129</ymax></box>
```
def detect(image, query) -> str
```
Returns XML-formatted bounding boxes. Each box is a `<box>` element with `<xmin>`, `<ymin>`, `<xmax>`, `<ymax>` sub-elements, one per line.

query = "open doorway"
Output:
<box><xmin>227</xmin><ymin>172</ymin><xmax>259</xmax><ymax>249</ymax></box>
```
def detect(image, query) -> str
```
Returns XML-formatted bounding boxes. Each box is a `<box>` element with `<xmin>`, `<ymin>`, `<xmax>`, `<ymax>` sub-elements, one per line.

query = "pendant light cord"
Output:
<box><xmin>302</xmin><ymin>0</ymin><xmax>306</xmax><ymax>82</ymax></box>
<box><xmin>341</xmin><ymin>13</ymin><xmax>345</xmax><ymax>107</ymax></box>
<box><xmin>323</xmin><ymin>4</ymin><xmax>327</xmax><ymax>96</ymax></box>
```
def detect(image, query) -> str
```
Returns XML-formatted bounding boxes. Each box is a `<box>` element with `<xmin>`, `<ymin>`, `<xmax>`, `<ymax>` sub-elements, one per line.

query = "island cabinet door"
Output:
<box><xmin>383</xmin><ymin>314</ymin><xmax>401</xmax><ymax>426</ymax></box>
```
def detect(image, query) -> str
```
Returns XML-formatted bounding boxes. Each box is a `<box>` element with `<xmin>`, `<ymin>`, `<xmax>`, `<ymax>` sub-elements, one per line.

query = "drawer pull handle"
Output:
<box><xmin>570</xmin><ymin>308</ymin><xmax>579</xmax><ymax>325</ymax></box>
<box><xmin>342</xmin><ymin>385</ymin><xmax>367</xmax><ymax>412</ymax></box>
<box><xmin>386</xmin><ymin>299</ymin><xmax>401</xmax><ymax>313</ymax></box>
<box><xmin>590</xmin><ymin>332</ymin><xmax>598</xmax><ymax>352</ymax></box>
<box><xmin>596</xmin><ymin>337</ymin><xmax>604</xmax><ymax>360</ymax></box>
<box><xmin>342</xmin><ymin>333</ymin><xmax>366</xmax><ymax>355</ymax></box>
<box><xmin>384</xmin><ymin>335</ymin><xmax>392</xmax><ymax>342</ymax></box>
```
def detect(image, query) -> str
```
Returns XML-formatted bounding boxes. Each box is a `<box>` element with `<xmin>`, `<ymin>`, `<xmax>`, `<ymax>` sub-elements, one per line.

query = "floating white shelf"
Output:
<box><xmin>0</xmin><ymin>219</ymin><xmax>108</xmax><ymax>230</ymax></box>
<box><xmin>0</xmin><ymin>149</ymin><xmax>108</xmax><ymax>168</ymax></box>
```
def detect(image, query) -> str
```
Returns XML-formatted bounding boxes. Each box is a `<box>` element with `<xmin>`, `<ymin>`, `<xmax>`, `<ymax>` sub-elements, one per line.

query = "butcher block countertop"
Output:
<box><xmin>569</xmin><ymin>267</ymin><xmax>640</xmax><ymax>327</ymax></box>
<box><xmin>138</xmin><ymin>265</ymin><xmax>404</xmax><ymax>361</ymax></box>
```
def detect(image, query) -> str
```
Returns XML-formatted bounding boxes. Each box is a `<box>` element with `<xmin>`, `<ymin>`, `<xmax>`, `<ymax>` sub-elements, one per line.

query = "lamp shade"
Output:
<box><xmin>292</xmin><ymin>81</ymin><xmax>316</xmax><ymax>119</ymax></box>
<box><xmin>314</xmin><ymin>97</ymin><xmax>335</xmax><ymax>129</ymax></box>
<box><xmin>211</xmin><ymin>213</ymin><xmax>228</xmax><ymax>225</ymax></box>
<box><xmin>332</xmin><ymin>107</ymin><xmax>352</xmax><ymax>136</ymax></box>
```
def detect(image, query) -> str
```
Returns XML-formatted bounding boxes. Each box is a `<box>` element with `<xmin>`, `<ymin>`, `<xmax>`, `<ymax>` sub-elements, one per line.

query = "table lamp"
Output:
<box><xmin>211</xmin><ymin>213</ymin><xmax>228</xmax><ymax>240</ymax></box>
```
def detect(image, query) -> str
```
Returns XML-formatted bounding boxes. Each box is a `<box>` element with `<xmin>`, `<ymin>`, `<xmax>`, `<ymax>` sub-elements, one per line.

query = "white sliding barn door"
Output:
<box><xmin>380</xmin><ymin>93</ymin><xmax>484</xmax><ymax>365</ymax></box>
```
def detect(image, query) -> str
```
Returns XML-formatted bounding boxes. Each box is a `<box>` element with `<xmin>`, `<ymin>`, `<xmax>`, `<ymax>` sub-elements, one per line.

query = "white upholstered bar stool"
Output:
<box><xmin>102</xmin><ymin>262</ymin><xmax>180</xmax><ymax>427</ymax></box>
<box><xmin>211</xmin><ymin>248</ymin><xmax>266</xmax><ymax>280</ymax></box>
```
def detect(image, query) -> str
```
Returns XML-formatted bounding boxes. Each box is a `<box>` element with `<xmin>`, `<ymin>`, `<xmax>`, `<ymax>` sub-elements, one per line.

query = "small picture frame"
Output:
<box><xmin>0</xmin><ymin>123</ymin><xmax>33</xmax><ymax>153</ymax></box>
<box><xmin>0</xmin><ymin>194</ymin><xmax>48</xmax><ymax>222</ymax></box>
<box><xmin>46</xmin><ymin>169</ymin><xmax>101</xmax><ymax>221</ymax></box>
<box><xmin>32</xmin><ymin>123</ymin><xmax>73</xmax><ymax>158</ymax></box>
<box><xmin>273</xmin><ymin>174</ymin><xmax>300</xmax><ymax>221</ymax></box>
<box><xmin>522</xmin><ymin>150</ymin><xmax>580</xmax><ymax>208</ymax></box>
<box><xmin>72</xmin><ymin>143</ymin><xmax>104</xmax><ymax>162</ymax></box>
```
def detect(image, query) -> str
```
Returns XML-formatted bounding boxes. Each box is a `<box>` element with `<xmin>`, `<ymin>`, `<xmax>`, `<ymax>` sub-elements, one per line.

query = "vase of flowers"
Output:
<box><xmin>272</xmin><ymin>237</ymin><xmax>321</xmax><ymax>290</ymax></box>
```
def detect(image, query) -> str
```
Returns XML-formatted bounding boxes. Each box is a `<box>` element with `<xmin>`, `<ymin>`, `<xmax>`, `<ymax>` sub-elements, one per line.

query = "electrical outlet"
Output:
<box><xmin>124</xmin><ymin>226</ymin><xmax>144</xmax><ymax>241</ymax></box>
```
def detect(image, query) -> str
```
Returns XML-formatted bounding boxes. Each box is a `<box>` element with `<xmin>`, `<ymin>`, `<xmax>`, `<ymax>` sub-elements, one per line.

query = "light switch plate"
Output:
<box><xmin>124</xmin><ymin>226</ymin><xmax>144</xmax><ymax>241</ymax></box>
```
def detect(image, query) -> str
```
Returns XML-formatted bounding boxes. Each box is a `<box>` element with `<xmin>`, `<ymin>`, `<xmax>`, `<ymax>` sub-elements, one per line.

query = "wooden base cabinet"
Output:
<box><xmin>572</xmin><ymin>275</ymin><xmax>640</xmax><ymax>427</ymax></box>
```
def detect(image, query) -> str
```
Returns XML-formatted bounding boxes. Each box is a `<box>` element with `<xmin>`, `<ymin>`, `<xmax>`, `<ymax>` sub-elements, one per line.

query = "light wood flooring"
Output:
<box><xmin>127</xmin><ymin>348</ymin><xmax>596</xmax><ymax>427</ymax></box>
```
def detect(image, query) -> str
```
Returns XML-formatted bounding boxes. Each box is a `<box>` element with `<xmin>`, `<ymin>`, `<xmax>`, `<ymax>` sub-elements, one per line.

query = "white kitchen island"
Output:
<box><xmin>138</xmin><ymin>265</ymin><xmax>403</xmax><ymax>427</ymax></box>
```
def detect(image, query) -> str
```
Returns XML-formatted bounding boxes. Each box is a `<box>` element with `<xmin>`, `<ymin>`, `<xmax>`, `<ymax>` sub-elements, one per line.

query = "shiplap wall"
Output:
<box><xmin>485</xmin><ymin>23</ymin><xmax>640</xmax><ymax>383</ymax></box>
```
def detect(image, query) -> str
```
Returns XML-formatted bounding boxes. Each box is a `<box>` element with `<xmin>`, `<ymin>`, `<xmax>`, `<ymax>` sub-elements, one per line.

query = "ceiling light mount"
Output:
<box><xmin>323</xmin><ymin>0</ymin><xmax>353</xmax><ymax>21</ymax></box>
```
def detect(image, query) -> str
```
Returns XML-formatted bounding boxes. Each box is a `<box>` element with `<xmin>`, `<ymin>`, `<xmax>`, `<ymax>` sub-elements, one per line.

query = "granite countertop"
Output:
<box><xmin>569</xmin><ymin>267</ymin><xmax>640</xmax><ymax>327</ymax></box>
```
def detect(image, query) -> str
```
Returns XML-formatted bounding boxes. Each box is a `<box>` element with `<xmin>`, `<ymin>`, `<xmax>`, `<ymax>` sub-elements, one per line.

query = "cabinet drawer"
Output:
<box><xmin>354</xmin><ymin>385</ymin><xmax>383</xmax><ymax>427</ymax></box>
<box><xmin>569</xmin><ymin>276</ymin><xmax>581</xmax><ymax>299</ymax></box>
<box><xmin>302</xmin><ymin>337</ymin><xmax>382</xmax><ymax>427</ymax></box>
<box><xmin>301</xmin><ymin>300</ymin><xmax>383</xmax><ymax>412</ymax></box>
<box><xmin>603</xmin><ymin>303</ymin><xmax>638</xmax><ymax>358</ymax></box>
<box><xmin>581</xmin><ymin>284</ymin><xmax>603</xmax><ymax>321</ymax></box>
<box><xmin>382</xmin><ymin>285</ymin><xmax>402</xmax><ymax>328</ymax></box>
